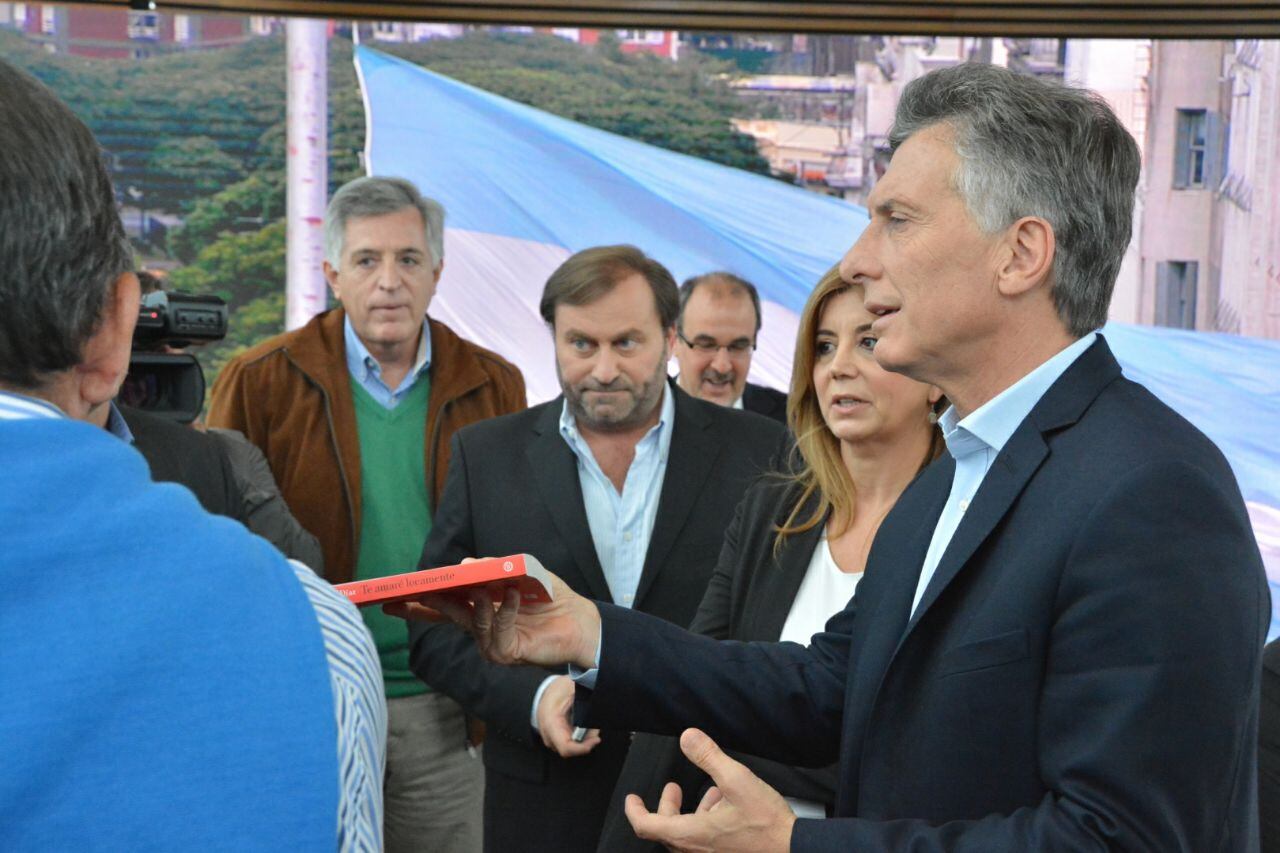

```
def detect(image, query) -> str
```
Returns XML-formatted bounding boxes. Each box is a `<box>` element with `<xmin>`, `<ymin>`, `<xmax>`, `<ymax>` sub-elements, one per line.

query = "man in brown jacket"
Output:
<box><xmin>209</xmin><ymin>176</ymin><xmax>525</xmax><ymax>853</ymax></box>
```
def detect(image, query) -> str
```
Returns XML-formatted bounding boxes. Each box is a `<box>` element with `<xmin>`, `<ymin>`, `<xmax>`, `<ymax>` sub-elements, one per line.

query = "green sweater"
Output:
<box><xmin>351</xmin><ymin>377</ymin><xmax>432</xmax><ymax>699</ymax></box>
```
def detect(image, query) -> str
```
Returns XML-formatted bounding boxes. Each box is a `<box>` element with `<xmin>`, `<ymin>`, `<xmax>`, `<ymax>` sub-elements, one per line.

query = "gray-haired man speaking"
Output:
<box><xmin>210</xmin><ymin>176</ymin><xmax>527</xmax><ymax>852</ymax></box>
<box><xmin>396</xmin><ymin>63</ymin><xmax>1267</xmax><ymax>853</ymax></box>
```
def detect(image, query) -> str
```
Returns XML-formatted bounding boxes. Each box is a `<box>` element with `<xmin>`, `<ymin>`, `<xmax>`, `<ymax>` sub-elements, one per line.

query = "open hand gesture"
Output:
<box><xmin>625</xmin><ymin>729</ymin><xmax>795</xmax><ymax>853</ymax></box>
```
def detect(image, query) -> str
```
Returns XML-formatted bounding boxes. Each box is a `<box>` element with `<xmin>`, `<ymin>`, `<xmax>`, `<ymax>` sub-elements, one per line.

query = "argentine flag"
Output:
<box><xmin>354</xmin><ymin>44</ymin><xmax>1280</xmax><ymax>636</ymax></box>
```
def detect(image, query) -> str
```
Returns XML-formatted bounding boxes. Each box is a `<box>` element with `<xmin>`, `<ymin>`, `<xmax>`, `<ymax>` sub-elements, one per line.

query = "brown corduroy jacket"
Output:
<box><xmin>207</xmin><ymin>307</ymin><xmax>527</xmax><ymax>584</ymax></box>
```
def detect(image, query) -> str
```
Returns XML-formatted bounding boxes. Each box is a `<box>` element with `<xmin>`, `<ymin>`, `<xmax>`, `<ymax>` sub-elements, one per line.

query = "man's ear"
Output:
<box><xmin>77</xmin><ymin>271</ymin><xmax>140</xmax><ymax>409</ymax></box>
<box><xmin>433</xmin><ymin>259</ymin><xmax>444</xmax><ymax>286</ymax></box>
<box><xmin>323</xmin><ymin>261</ymin><xmax>342</xmax><ymax>301</ymax></box>
<box><xmin>995</xmin><ymin>216</ymin><xmax>1055</xmax><ymax>299</ymax></box>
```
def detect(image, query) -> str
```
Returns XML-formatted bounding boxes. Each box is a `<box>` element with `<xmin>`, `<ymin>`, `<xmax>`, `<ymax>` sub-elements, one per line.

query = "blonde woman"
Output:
<box><xmin>598</xmin><ymin>266</ymin><xmax>944</xmax><ymax>849</ymax></box>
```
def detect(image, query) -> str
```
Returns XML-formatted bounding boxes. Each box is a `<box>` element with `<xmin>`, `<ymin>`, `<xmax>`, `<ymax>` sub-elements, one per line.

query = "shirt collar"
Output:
<box><xmin>939</xmin><ymin>332</ymin><xmax>1097</xmax><ymax>458</ymax></box>
<box><xmin>105</xmin><ymin>402</ymin><xmax>135</xmax><ymax>444</ymax></box>
<box><xmin>343</xmin><ymin>315</ymin><xmax>432</xmax><ymax>387</ymax></box>
<box><xmin>0</xmin><ymin>390</ymin><xmax>66</xmax><ymax>421</ymax></box>
<box><xmin>559</xmin><ymin>381</ymin><xmax>676</xmax><ymax>461</ymax></box>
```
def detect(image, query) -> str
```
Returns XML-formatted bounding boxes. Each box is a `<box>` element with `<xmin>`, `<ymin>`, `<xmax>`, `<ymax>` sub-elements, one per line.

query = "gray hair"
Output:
<box><xmin>889</xmin><ymin>63</ymin><xmax>1140</xmax><ymax>336</ymax></box>
<box><xmin>324</xmin><ymin>176</ymin><xmax>445</xmax><ymax>271</ymax></box>
<box><xmin>0</xmin><ymin>59</ymin><xmax>134</xmax><ymax>391</ymax></box>
<box><xmin>678</xmin><ymin>271</ymin><xmax>763</xmax><ymax>336</ymax></box>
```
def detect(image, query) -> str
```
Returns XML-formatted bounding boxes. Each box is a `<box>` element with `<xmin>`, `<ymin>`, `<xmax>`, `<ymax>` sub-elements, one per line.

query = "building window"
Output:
<box><xmin>617</xmin><ymin>29</ymin><xmax>665</xmax><ymax>45</ymax></box>
<box><xmin>250</xmin><ymin>16</ymin><xmax>280</xmax><ymax>36</ymax></box>
<box><xmin>1173</xmin><ymin>108</ymin><xmax>1227</xmax><ymax>190</ymax></box>
<box><xmin>174</xmin><ymin>14</ymin><xmax>191</xmax><ymax>42</ymax></box>
<box><xmin>1155</xmin><ymin>261</ymin><xmax>1198</xmax><ymax>329</ymax></box>
<box><xmin>372</xmin><ymin>21</ymin><xmax>403</xmax><ymax>42</ymax></box>
<box><xmin>13</xmin><ymin>4</ymin><xmax>27</xmax><ymax>27</ymax></box>
<box><xmin>127</xmin><ymin>11</ymin><xmax>160</xmax><ymax>40</ymax></box>
<box><xmin>39</xmin><ymin>4</ymin><xmax>53</xmax><ymax>34</ymax></box>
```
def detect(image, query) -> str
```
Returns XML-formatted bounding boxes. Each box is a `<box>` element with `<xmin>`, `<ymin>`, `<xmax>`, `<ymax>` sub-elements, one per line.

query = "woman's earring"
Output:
<box><xmin>927</xmin><ymin>410</ymin><xmax>939</xmax><ymax>426</ymax></box>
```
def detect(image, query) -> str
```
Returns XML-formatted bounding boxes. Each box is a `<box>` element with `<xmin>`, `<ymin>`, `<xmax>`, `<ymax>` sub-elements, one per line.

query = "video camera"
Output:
<box><xmin>119</xmin><ymin>290</ymin><xmax>228</xmax><ymax>423</ymax></box>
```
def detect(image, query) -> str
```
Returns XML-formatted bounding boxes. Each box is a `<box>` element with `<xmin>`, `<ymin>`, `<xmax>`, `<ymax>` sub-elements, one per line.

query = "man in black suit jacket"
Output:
<box><xmin>1261</xmin><ymin>639</ymin><xmax>1280</xmax><ymax>852</ymax></box>
<box><xmin>111</xmin><ymin>404</ymin><xmax>324</xmax><ymax>567</ymax></box>
<box><xmin>405</xmin><ymin>246</ymin><xmax>782</xmax><ymax>853</ymax></box>
<box><xmin>740</xmin><ymin>382</ymin><xmax>786</xmax><ymax>422</ymax></box>
<box><xmin>402</xmin><ymin>65</ymin><xmax>1269</xmax><ymax>851</ymax></box>
<box><xmin>672</xmin><ymin>271</ymin><xmax>787</xmax><ymax>424</ymax></box>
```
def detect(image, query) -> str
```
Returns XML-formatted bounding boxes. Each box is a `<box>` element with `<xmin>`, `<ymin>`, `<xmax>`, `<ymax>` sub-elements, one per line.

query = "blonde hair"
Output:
<box><xmin>776</xmin><ymin>265</ymin><xmax>944</xmax><ymax>547</ymax></box>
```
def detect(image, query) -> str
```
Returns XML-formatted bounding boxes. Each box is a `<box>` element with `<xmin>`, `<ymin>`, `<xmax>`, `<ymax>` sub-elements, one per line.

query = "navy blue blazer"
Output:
<box><xmin>578</xmin><ymin>337</ymin><xmax>1269</xmax><ymax>851</ymax></box>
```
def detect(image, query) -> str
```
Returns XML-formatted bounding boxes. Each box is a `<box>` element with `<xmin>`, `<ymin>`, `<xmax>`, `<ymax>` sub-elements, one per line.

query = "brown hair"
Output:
<box><xmin>776</xmin><ymin>265</ymin><xmax>945</xmax><ymax>546</ymax></box>
<box><xmin>539</xmin><ymin>245</ymin><xmax>679</xmax><ymax>329</ymax></box>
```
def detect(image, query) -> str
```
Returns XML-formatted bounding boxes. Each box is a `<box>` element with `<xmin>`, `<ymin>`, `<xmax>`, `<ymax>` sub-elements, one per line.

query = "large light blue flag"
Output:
<box><xmin>355</xmin><ymin>44</ymin><xmax>1280</xmax><ymax>635</ymax></box>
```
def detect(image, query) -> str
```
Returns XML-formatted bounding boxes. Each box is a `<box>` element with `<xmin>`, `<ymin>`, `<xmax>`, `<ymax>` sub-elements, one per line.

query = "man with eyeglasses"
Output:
<box><xmin>672</xmin><ymin>272</ymin><xmax>788</xmax><ymax>424</ymax></box>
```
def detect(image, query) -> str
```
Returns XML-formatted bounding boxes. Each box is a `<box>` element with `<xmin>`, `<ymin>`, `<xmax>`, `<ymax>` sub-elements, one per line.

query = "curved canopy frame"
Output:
<box><xmin>70</xmin><ymin>0</ymin><xmax>1280</xmax><ymax>38</ymax></box>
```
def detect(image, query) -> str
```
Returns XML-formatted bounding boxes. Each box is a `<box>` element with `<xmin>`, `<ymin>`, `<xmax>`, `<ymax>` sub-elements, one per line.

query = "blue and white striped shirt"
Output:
<box><xmin>0</xmin><ymin>391</ymin><xmax>387</xmax><ymax>851</ymax></box>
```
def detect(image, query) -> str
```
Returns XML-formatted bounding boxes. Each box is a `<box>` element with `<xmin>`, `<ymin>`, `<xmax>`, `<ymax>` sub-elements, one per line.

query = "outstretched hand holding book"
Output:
<box><xmin>381</xmin><ymin>556</ymin><xmax>602</xmax><ymax>672</ymax></box>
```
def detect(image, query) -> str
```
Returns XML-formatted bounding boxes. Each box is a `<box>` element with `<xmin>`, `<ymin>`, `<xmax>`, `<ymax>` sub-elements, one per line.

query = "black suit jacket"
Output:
<box><xmin>599</xmin><ymin>479</ymin><xmax>839</xmax><ymax>852</ymax></box>
<box><xmin>579</xmin><ymin>338</ymin><xmax>1269</xmax><ymax>851</ymax></box>
<box><xmin>1261</xmin><ymin>640</ymin><xmax>1280</xmax><ymax>853</ymax></box>
<box><xmin>409</xmin><ymin>383</ymin><xmax>783</xmax><ymax>849</ymax></box>
<box><xmin>121</xmin><ymin>405</ymin><xmax>239</xmax><ymax>518</ymax></box>
<box><xmin>741</xmin><ymin>381</ymin><xmax>787</xmax><ymax>424</ymax></box>
<box><xmin>121</xmin><ymin>406</ymin><xmax>324</xmax><ymax>568</ymax></box>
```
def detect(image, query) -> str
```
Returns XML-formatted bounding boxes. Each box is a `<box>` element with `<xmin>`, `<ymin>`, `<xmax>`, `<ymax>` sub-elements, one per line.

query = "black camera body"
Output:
<box><xmin>120</xmin><ymin>291</ymin><xmax>228</xmax><ymax>423</ymax></box>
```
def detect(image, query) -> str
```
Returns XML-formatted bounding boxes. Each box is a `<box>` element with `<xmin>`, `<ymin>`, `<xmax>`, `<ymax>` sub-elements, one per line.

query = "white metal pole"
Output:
<box><xmin>285</xmin><ymin>17</ymin><xmax>329</xmax><ymax>331</ymax></box>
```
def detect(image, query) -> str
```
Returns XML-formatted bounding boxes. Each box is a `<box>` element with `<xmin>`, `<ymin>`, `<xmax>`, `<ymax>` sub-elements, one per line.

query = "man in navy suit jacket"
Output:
<box><xmin>397</xmin><ymin>63</ymin><xmax>1268</xmax><ymax>851</ymax></box>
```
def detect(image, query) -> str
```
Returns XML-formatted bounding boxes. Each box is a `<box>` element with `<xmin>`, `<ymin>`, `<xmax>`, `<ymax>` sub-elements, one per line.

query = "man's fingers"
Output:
<box><xmin>491</xmin><ymin>585</ymin><xmax>521</xmax><ymax>659</ymax></box>
<box><xmin>679</xmin><ymin>728</ymin><xmax>745</xmax><ymax>791</ymax></box>
<box><xmin>695</xmin><ymin>785</ymin><xmax>724</xmax><ymax>813</ymax></box>
<box><xmin>543</xmin><ymin>718</ymin><xmax>601</xmax><ymax>757</ymax></box>
<box><xmin>540</xmin><ymin>697</ymin><xmax>589</xmax><ymax>757</ymax></box>
<box><xmin>466</xmin><ymin>587</ymin><xmax>494</xmax><ymax>650</ymax></box>
<box><xmin>625</xmin><ymin>794</ymin><xmax>675</xmax><ymax>844</ymax></box>
<box><xmin>626</xmin><ymin>791</ymin><xmax>704</xmax><ymax>850</ymax></box>
<box><xmin>381</xmin><ymin>601</ymin><xmax>447</xmax><ymax>622</ymax></box>
<box><xmin>656</xmin><ymin>781</ymin><xmax>683</xmax><ymax>817</ymax></box>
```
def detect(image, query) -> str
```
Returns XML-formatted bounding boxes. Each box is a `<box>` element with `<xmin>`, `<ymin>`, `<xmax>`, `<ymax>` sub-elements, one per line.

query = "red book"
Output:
<box><xmin>334</xmin><ymin>554</ymin><xmax>554</xmax><ymax>608</ymax></box>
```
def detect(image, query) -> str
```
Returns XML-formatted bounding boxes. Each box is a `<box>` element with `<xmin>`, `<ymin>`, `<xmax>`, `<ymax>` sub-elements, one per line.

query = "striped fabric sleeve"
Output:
<box><xmin>288</xmin><ymin>559</ymin><xmax>387</xmax><ymax>853</ymax></box>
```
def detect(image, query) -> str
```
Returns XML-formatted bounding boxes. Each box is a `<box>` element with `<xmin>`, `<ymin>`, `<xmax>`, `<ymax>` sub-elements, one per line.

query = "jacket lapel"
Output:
<box><xmin>901</xmin><ymin>336</ymin><xmax>1124</xmax><ymax>637</ymax></box>
<box><xmin>633</xmin><ymin>387</ymin><xmax>719</xmax><ymax>608</ymax></box>
<box><xmin>755</xmin><ymin>516</ymin><xmax>827</xmax><ymax>641</ymax></box>
<box><xmin>903</xmin><ymin>431</ymin><xmax>1047</xmax><ymax>634</ymax></box>
<box><xmin>836</xmin><ymin>458</ymin><xmax>951</xmax><ymax>813</ymax></box>
<box><xmin>524</xmin><ymin>400</ymin><xmax>614</xmax><ymax>603</ymax></box>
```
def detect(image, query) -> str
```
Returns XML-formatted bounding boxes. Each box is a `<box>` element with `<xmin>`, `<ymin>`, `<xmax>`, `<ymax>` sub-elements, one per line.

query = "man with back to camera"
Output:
<box><xmin>672</xmin><ymin>272</ymin><xmax>787</xmax><ymax>423</ymax></box>
<box><xmin>403</xmin><ymin>245</ymin><xmax>783</xmax><ymax>853</ymax></box>
<box><xmin>0</xmin><ymin>57</ymin><xmax>386</xmax><ymax>849</ymax></box>
<box><xmin>395</xmin><ymin>63</ymin><xmax>1269</xmax><ymax>852</ymax></box>
<box><xmin>209</xmin><ymin>176</ymin><xmax>526</xmax><ymax>852</ymax></box>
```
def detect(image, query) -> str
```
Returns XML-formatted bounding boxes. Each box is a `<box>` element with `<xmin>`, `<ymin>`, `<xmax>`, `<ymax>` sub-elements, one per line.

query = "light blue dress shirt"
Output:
<box><xmin>104</xmin><ymin>401</ymin><xmax>135</xmax><ymax>444</ymax></box>
<box><xmin>910</xmin><ymin>333</ymin><xmax>1098</xmax><ymax>615</ymax></box>
<box><xmin>532</xmin><ymin>385</ymin><xmax>675</xmax><ymax>730</ymax></box>
<box><xmin>571</xmin><ymin>335</ymin><xmax>1102</xmax><ymax>693</ymax></box>
<box><xmin>343</xmin><ymin>316</ymin><xmax>432</xmax><ymax>410</ymax></box>
<box><xmin>557</xmin><ymin>384</ymin><xmax>676</xmax><ymax>608</ymax></box>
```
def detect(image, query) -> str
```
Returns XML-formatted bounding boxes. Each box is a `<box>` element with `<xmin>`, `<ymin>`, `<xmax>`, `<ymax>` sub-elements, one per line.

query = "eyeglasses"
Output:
<box><xmin>677</xmin><ymin>331</ymin><xmax>756</xmax><ymax>356</ymax></box>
